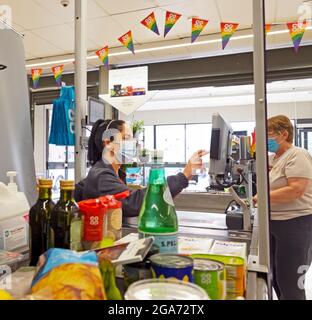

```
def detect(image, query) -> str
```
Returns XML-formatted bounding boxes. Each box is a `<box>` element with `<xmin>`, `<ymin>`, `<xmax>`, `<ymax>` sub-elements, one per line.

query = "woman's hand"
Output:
<box><xmin>183</xmin><ymin>150</ymin><xmax>209</xmax><ymax>180</ymax></box>
<box><xmin>252</xmin><ymin>194</ymin><xmax>258</xmax><ymax>206</ymax></box>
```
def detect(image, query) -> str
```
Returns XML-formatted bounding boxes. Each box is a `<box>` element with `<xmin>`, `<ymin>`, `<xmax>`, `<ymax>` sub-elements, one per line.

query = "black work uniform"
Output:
<box><xmin>75</xmin><ymin>159</ymin><xmax>189</xmax><ymax>218</ymax></box>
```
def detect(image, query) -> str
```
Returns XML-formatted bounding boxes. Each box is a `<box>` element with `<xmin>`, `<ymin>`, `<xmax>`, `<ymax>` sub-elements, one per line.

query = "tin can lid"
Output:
<box><xmin>149</xmin><ymin>254</ymin><xmax>193</xmax><ymax>269</ymax></box>
<box><xmin>125</xmin><ymin>279</ymin><xmax>209</xmax><ymax>300</ymax></box>
<box><xmin>193</xmin><ymin>258</ymin><xmax>225</xmax><ymax>271</ymax></box>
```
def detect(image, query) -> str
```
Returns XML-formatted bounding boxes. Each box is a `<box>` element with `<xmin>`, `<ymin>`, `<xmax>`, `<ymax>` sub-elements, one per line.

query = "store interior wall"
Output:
<box><xmin>121</xmin><ymin>101</ymin><xmax>312</xmax><ymax>125</ymax></box>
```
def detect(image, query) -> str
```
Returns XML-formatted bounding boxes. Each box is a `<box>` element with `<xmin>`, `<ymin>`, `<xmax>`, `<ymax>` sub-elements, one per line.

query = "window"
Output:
<box><xmin>231</xmin><ymin>122</ymin><xmax>255</xmax><ymax>137</ymax></box>
<box><xmin>143</xmin><ymin>126</ymin><xmax>154</xmax><ymax>151</ymax></box>
<box><xmin>186</xmin><ymin>124</ymin><xmax>212</xmax><ymax>160</ymax></box>
<box><xmin>156</xmin><ymin>125</ymin><xmax>186</xmax><ymax>162</ymax></box>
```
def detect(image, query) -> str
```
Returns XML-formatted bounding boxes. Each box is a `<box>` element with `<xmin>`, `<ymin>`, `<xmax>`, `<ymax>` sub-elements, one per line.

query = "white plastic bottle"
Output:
<box><xmin>0</xmin><ymin>172</ymin><xmax>30</xmax><ymax>252</ymax></box>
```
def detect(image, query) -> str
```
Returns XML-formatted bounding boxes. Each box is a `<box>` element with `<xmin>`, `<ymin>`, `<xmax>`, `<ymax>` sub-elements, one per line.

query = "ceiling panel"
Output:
<box><xmin>2</xmin><ymin>0</ymin><xmax>64</xmax><ymax>30</ymax></box>
<box><xmin>32</xmin><ymin>24</ymin><xmax>75</xmax><ymax>54</ymax></box>
<box><xmin>86</xmin><ymin>16</ymin><xmax>126</xmax><ymax>48</ymax></box>
<box><xmin>33</xmin><ymin>0</ymin><xmax>109</xmax><ymax>23</ymax></box>
<box><xmin>275</xmin><ymin>0</ymin><xmax>308</xmax><ymax>23</ymax></box>
<box><xmin>94</xmin><ymin>0</ymin><xmax>156</xmax><ymax>15</ymax></box>
<box><xmin>1</xmin><ymin>0</ymin><xmax>309</xmax><ymax>66</ymax></box>
<box><xmin>22</xmin><ymin>30</ymin><xmax>65</xmax><ymax>58</ymax></box>
<box><xmin>265</xmin><ymin>0</ymin><xmax>278</xmax><ymax>23</ymax></box>
<box><xmin>215</xmin><ymin>0</ymin><xmax>253</xmax><ymax>28</ymax></box>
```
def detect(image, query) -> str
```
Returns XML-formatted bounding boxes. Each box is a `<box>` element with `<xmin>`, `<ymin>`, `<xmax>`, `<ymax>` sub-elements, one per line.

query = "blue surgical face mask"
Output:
<box><xmin>268</xmin><ymin>138</ymin><xmax>280</xmax><ymax>153</ymax></box>
<box><xmin>115</xmin><ymin>140</ymin><xmax>137</xmax><ymax>164</ymax></box>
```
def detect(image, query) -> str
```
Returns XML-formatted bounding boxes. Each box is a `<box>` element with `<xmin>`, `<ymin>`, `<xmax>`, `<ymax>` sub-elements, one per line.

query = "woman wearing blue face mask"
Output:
<box><xmin>254</xmin><ymin>115</ymin><xmax>312</xmax><ymax>300</ymax></box>
<box><xmin>75</xmin><ymin>119</ymin><xmax>207</xmax><ymax>218</ymax></box>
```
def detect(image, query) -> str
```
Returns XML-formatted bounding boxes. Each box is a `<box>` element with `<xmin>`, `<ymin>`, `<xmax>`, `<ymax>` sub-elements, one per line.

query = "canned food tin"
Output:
<box><xmin>191</xmin><ymin>254</ymin><xmax>245</xmax><ymax>279</ymax></box>
<box><xmin>226</xmin><ymin>278</ymin><xmax>245</xmax><ymax>293</ymax></box>
<box><xmin>149</xmin><ymin>254</ymin><xmax>194</xmax><ymax>282</ymax></box>
<box><xmin>125</xmin><ymin>279</ymin><xmax>209</xmax><ymax>300</ymax></box>
<box><xmin>226</xmin><ymin>292</ymin><xmax>245</xmax><ymax>300</ymax></box>
<box><xmin>193</xmin><ymin>258</ymin><xmax>226</xmax><ymax>300</ymax></box>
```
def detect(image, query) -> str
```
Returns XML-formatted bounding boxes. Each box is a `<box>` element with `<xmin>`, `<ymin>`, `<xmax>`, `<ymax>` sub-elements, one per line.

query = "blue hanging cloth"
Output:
<box><xmin>49</xmin><ymin>86</ymin><xmax>76</xmax><ymax>146</ymax></box>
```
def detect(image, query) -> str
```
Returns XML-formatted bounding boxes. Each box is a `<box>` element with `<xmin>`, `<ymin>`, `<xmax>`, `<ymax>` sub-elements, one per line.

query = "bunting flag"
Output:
<box><xmin>96</xmin><ymin>46</ymin><xmax>109</xmax><ymax>68</ymax></box>
<box><xmin>118</xmin><ymin>30</ymin><xmax>135</xmax><ymax>54</ymax></box>
<box><xmin>31</xmin><ymin>68</ymin><xmax>42</xmax><ymax>89</ymax></box>
<box><xmin>287</xmin><ymin>21</ymin><xmax>307</xmax><ymax>53</ymax></box>
<box><xmin>141</xmin><ymin>12</ymin><xmax>160</xmax><ymax>36</ymax></box>
<box><xmin>265</xmin><ymin>24</ymin><xmax>272</xmax><ymax>35</ymax></box>
<box><xmin>191</xmin><ymin>18</ymin><xmax>209</xmax><ymax>43</ymax></box>
<box><xmin>164</xmin><ymin>11</ymin><xmax>181</xmax><ymax>37</ymax></box>
<box><xmin>52</xmin><ymin>65</ymin><xmax>64</xmax><ymax>87</ymax></box>
<box><xmin>221</xmin><ymin>22</ymin><xmax>239</xmax><ymax>50</ymax></box>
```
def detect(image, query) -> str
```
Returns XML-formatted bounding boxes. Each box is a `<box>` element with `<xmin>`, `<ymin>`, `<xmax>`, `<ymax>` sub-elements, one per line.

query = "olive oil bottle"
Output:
<box><xmin>50</xmin><ymin>180</ymin><xmax>83</xmax><ymax>251</ymax></box>
<box><xmin>29</xmin><ymin>179</ymin><xmax>55</xmax><ymax>266</ymax></box>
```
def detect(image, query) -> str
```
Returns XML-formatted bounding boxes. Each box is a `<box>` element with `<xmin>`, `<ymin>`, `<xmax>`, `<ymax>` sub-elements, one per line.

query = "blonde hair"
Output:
<box><xmin>268</xmin><ymin>115</ymin><xmax>293</xmax><ymax>143</ymax></box>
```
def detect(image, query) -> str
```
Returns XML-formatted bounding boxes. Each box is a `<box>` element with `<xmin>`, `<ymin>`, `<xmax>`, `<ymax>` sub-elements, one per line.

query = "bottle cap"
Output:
<box><xmin>6</xmin><ymin>171</ymin><xmax>18</xmax><ymax>193</ymax></box>
<box><xmin>38</xmin><ymin>179</ymin><xmax>53</xmax><ymax>188</ymax></box>
<box><xmin>60</xmin><ymin>180</ymin><xmax>75</xmax><ymax>190</ymax></box>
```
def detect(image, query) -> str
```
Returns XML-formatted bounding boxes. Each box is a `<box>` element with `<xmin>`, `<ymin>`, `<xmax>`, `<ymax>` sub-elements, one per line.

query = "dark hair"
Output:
<box><xmin>87</xmin><ymin>119</ymin><xmax>125</xmax><ymax>166</ymax></box>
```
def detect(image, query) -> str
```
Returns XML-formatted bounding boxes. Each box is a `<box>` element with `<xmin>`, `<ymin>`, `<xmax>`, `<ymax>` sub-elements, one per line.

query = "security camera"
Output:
<box><xmin>60</xmin><ymin>0</ymin><xmax>70</xmax><ymax>7</ymax></box>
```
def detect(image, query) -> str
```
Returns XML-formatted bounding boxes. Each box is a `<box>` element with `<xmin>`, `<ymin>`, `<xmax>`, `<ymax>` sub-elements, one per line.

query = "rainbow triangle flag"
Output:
<box><xmin>265</xmin><ymin>24</ymin><xmax>272</xmax><ymax>35</ymax></box>
<box><xmin>221</xmin><ymin>22</ymin><xmax>239</xmax><ymax>50</ymax></box>
<box><xmin>287</xmin><ymin>21</ymin><xmax>307</xmax><ymax>53</ymax></box>
<box><xmin>118</xmin><ymin>30</ymin><xmax>135</xmax><ymax>54</ymax></box>
<box><xmin>96</xmin><ymin>46</ymin><xmax>109</xmax><ymax>68</ymax></box>
<box><xmin>141</xmin><ymin>12</ymin><xmax>160</xmax><ymax>36</ymax></box>
<box><xmin>191</xmin><ymin>18</ymin><xmax>209</xmax><ymax>43</ymax></box>
<box><xmin>52</xmin><ymin>65</ymin><xmax>64</xmax><ymax>87</ymax></box>
<box><xmin>164</xmin><ymin>11</ymin><xmax>181</xmax><ymax>37</ymax></box>
<box><xmin>31</xmin><ymin>68</ymin><xmax>42</xmax><ymax>89</ymax></box>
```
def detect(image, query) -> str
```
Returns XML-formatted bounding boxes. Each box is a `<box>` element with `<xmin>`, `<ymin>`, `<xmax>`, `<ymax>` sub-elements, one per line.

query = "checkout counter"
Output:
<box><xmin>123</xmin><ymin>190</ymin><xmax>268</xmax><ymax>300</ymax></box>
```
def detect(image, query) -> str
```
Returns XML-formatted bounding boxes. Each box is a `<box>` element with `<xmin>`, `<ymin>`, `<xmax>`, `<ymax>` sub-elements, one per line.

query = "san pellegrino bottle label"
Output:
<box><xmin>140</xmin><ymin>232</ymin><xmax>178</xmax><ymax>254</ymax></box>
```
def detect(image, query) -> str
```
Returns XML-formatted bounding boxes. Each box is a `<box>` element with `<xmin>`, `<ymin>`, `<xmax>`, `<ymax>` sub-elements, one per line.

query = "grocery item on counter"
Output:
<box><xmin>50</xmin><ymin>180</ymin><xmax>83</xmax><ymax>251</ymax></box>
<box><xmin>0</xmin><ymin>172</ymin><xmax>29</xmax><ymax>252</ymax></box>
<box><xmin>125</xmin><ymin>279</ymin><xmax>209</xmax><ymax>300</ymax></box>
<box><xmin>99</xmin><ymin>259</ymin><xmax>122</xmax><ymax>300</ymax></box>
<box><xmin>138</xmin><ymin>167</ymin><xmax>178</xmax><ymax>254</ymax></box>
<box><xmin>0</xmin><ymin>290</ymin><xmax>14</xmax><ymax>300</ymax></box>
<box><xmin>193</xmin><ymin>258</ymin><xmax>226</xmax><ymax>300</ymax></box>
<box><xmin>178</xmin><ymin>236</ymin><xmax>214</xmax><ymax>255</ymax></box>
<box><xmin>123</xmin><ymin>249</ymin><xmax>159</xmax><ymax>290</ymax></box>
<box><xmin>5</xmin><ymin>267</ymin><xmax>36</xmax><ymax>300</ymax></box>
<box><xmin>209</xmin><ymin>240</ymin><xmax>247</xmax><ymax>260</ymax></box>
<box><xmin>0</xmin><ymin>250</ymin><xmax>23</xmax><ymax>266</ymax></box>
<box><xmin>99</xmin><ymin>191</ymin><xmax>129</xmax><ymax>243</ymax></box>
<box><xmin>29</xmin><ymin>179</ymin><xmax>55</xmax><ymax>266</ymax></box>
<box><xmin>31</xmin><ymin>248</ymin><xmax>106</xmax><ymax>300</ymax></box>
<box><xmin>191</xmin><ymin>253</ymin><xmax>246</xmax><ymax>300</ymax></box>
<box><xmin>78</xmin><ymin>198</ymin><xmax>108</xmax><ymax>250</ymax></box>
<box><xmin>96</xmin><ymin>237</ymin><xmax>154</xmax><ymax>266</ymax></box>
<box><xmin>149</xmin><ymin>253</ymin><xmax>194</xmax><ymax>282</ymax></box>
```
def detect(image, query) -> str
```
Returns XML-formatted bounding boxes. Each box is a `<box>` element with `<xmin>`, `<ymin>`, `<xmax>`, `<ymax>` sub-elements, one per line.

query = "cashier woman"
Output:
<box><xmin>253</xmin><ymin>115</ymin><xmax>312</xmax><ymax>300</ymax></box>
<box><xmin>75</xmin><ymin>119</ymin><xmax>207</xmax><ymax>217</ymax></box>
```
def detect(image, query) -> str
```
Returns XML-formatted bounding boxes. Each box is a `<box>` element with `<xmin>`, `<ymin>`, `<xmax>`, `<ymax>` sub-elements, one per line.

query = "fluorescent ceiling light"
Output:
<box><xmin>25</xmin><ymin>26</ymin><xmax>312</xmax><ymax>69</ymax></box>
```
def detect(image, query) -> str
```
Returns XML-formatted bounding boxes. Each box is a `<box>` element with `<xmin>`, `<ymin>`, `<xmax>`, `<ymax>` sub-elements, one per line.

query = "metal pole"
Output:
<box><xmin>74</xmin><ymin>0</ymin><xmax>87</xmax><ymax>182</ymax></box>
<box><xmin>253</xmin><ymin>0</ymin><xmax>272</xmax><ymax>297</ymax></box>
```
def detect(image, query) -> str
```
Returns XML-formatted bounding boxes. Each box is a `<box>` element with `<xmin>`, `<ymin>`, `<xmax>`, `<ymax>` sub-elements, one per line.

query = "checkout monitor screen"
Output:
<box><xmin>88</xmin><ymin>97</ymin><xmax>105</xmax><ymax>125</ymax></box>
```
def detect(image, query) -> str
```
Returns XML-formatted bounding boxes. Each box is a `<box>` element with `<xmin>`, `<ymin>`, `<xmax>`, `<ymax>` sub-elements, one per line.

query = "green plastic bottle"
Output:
<box><xmin>138</xmin><ymin>167</ymin><xmax>178</xmax><ymax>253</ymax></box>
